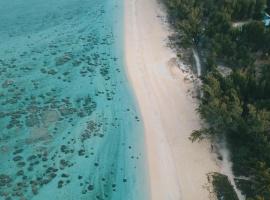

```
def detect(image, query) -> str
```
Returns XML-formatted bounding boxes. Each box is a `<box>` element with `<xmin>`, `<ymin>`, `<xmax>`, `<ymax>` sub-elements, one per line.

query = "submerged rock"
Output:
<box><xmin>87</xmin><ymin>184</ymin><xmax>94</xmax><ymax>191</ymax></box>
<box><xmin>0</xmin><ymin>174</ymin><xmax>12</xmax><ymax>186</ymax></box>
<box><xmin>2</xmin><ymin>80</ymin><xmax>14</xmax><ymax>88</ymax></box>
<box><xmin>13</xmin><ymin>155</ymin><xmax>23</xmax><ymax>162</ymax></box>
<box><xmin>55</xmin><ymin>53</ymin><xmax>73</xmax><ymax>66</ymax></box>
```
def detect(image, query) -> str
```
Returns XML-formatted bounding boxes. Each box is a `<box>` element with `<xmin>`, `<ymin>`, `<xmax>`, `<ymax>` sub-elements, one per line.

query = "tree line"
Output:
<box><xmin>163</xmin><ymin>0</ymin><xmax>270</xmax><ymax>199</ymax></box>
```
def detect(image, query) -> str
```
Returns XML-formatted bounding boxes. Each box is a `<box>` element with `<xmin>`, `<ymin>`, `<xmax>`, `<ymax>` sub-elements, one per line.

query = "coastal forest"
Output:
<box><xmin>163</xmin><ymin>0</ymin><xmax>270</xmax><ymax>199</ymax></box>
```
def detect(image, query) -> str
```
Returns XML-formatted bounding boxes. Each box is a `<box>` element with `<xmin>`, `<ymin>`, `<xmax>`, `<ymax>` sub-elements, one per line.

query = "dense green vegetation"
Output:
<box><xmin>164</xmin><ymin>0</ymin><xmax>270</xmax><ymax>199</ymax></box>
<box><xmin>210</xmin><ymin>173</ymin><xmax>239</xmax><ymax>200</ymax></box>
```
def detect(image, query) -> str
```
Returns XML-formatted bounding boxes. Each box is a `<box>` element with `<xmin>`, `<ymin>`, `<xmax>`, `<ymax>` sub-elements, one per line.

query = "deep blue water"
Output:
<box><xmin>0</xmin><ymin>0</ymin><xmax>149</xmax><ymax>199</ymax></box>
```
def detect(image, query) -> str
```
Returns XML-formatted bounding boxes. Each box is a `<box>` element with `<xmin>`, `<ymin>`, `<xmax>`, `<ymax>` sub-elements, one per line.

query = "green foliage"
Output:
<box><xmin>241</xmin><ymin>21</ymin><xmax>267</xmax><ymax>51</ymax></box>
<box><xmin>176</xmin><ymin>6</ymin><xmax>203</xmax><ymax>45</ymax></box>
<box><xmin>190</xmin><ymin>128</ymin><xmax>213</xmax><ymax>142</ymax></box>
<box><xmin>252</xmin><ymin>162</ymin><xmax>270</xmax><ymax>198</ymax></box>
<box><xmin>232</xmin><ymin>0</ymin><xmax>256</xmax><ymax>20</ymax></box>
<box><xmin>164</xmin><ymin>0</ymin><xmax>270</xmax><ymax>198</ymax></box>
<box><xmin>210</xmin><ymin>172</ymin><xmax>239</xmax><ymax>200</ymax></box>
<box><xmin>198</xmin><ymin>68</ymin><xmax>270</xmax><ymax>198</ymax></box>
<box><xmin>253</xmin><ymin>0</ymin><xmax>267</xmax><ymax>20</ymax></box>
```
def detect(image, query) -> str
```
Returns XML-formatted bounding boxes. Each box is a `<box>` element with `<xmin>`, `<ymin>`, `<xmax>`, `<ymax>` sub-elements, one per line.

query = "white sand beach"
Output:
<box><xmin>124</xmin><ymin>0</ymin><xmax>220</xmax><ymax>199</ymax></box>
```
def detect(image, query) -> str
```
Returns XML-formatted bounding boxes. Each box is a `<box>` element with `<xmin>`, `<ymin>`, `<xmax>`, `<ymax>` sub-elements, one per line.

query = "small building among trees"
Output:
<box><xmin>264</xmin><ymin>12</ymin><xmax>270</xmax><ymax>26</ymax></box>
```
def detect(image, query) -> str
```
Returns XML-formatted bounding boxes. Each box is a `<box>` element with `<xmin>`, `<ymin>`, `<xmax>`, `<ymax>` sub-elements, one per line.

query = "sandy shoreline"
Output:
<box><xmin>124</xmin><ymin>0</ymin><xmax>220</xmax><ymax>199</ymax></box>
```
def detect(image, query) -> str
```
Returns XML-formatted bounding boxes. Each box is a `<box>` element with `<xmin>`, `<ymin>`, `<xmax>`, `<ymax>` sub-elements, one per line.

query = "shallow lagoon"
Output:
<box><xmin>0</xmin><ymin>0</ymin><xmax>148</xmax><ymax>199</ymax></box>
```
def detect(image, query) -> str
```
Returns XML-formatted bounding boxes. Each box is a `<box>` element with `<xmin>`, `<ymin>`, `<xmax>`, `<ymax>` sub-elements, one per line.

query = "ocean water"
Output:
<box><xmin>0</xmin><ymin>0</ymin><xmax>149</xmax><ymax>199</ymax></box>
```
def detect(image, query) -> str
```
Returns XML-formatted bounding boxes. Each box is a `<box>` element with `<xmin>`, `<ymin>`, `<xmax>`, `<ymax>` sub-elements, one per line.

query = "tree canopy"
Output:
<box><xmin>164</xmin><ymin>0</ymin><xmax>270</xmax><ymax>199</ymax></box>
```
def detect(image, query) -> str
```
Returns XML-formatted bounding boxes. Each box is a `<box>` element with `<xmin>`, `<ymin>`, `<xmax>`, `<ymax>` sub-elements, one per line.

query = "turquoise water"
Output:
<box><xmin>0</xmin><ymin>0</ymin><xmax>149</xmax><ymax>199</ymax></box>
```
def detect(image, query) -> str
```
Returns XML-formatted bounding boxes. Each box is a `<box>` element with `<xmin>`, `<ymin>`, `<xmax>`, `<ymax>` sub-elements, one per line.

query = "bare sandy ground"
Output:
<box><xmin>124</xmin><ymin>0</ymin><xmax>220</xmax><ymax>199</ymax></box>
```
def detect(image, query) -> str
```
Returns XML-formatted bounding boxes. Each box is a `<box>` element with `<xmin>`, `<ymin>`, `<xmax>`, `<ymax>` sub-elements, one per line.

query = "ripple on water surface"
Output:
<box><xmin>0</xmin><ymin>0</ymin><xmax>148</xmax><ymax>199</ymax></box>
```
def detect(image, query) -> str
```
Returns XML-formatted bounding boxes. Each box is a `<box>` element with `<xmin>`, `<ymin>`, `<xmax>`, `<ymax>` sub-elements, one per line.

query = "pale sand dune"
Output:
<box><xmin>124</xmin><ymin>0</ymin><xmax>220</xmax><ymax>199</ymax></box>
